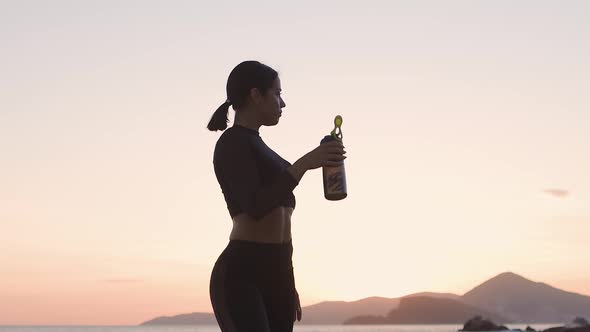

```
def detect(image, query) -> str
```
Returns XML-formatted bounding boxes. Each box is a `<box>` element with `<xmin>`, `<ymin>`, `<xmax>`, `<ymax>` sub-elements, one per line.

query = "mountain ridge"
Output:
<box><xmin>462</xmin><ymin>271</ymin><xmax>590</xmax><ymax>323</ymax></box>
<box><xmin>344</xmin><ymin>296</ymin><xmax>508</xmax><ymax>324</ymax></box>
<box><xmin>140</xmin><ymin>272</ymin><xmax>590</xmax><ymax>325</ymax></box>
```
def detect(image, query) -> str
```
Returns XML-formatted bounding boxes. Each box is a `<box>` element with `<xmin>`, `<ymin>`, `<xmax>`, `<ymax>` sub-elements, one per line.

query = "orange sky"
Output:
<box><xmin>1</xmin><ymin>0</ymin><xmax>589</xmax><ymax>326</ymax></box>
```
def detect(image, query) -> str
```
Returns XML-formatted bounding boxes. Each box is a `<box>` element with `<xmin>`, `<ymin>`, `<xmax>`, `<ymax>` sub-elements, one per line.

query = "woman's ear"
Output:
<box><xmin>249</xmin><ymin>88</ymin><xmax>263</xmax><ymax>105</ymax></box>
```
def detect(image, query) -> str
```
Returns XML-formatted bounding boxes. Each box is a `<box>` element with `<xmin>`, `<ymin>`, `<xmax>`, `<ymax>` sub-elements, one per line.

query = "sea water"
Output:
<box><xmin>0</xmin><ymin>324</ymin><xmax>561</xmax><ymax>332</ymax></box>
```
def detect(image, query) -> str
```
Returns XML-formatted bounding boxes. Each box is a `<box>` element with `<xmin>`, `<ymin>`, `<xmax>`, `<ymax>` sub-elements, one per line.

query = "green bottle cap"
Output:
<box><xmin>330</xmin><ymin>115</ymin><xmax>343</xmax><ymax>140</ymax></box>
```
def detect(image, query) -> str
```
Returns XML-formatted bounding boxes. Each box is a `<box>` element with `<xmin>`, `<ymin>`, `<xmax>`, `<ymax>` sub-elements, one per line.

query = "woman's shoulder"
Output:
<box><xmin>214</xmin><ymin>127</ymin><xmax>259</xmax><ymax>159</ymax></box>
<box><xmin>216</xmin><ymin>126</ymin><xmax>256</xmax><ymax>145</ymax></box>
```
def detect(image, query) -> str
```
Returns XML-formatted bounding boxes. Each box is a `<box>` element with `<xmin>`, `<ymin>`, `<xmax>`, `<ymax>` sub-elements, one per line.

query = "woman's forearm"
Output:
<box><xmin>287</xmin><ymin>157</ymin><xmax>309</xmax><ymax>184</ymax></box>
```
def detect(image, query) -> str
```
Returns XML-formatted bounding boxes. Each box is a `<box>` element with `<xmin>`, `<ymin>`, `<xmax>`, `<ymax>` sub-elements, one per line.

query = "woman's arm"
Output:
<box><xmin>289</xmin><ymin>140</ymin><xmax>346</xmax><ymax>181</ymax></box>
<box><xmin>286</xmin><ymin>158</ymin><xmax>310</xmax><ymax>184</ymax></box>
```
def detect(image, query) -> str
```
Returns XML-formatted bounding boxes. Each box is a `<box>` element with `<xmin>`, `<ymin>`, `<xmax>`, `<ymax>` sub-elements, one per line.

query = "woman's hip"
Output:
<box><xmin>213</xmin><ymin>239</ymin><xmax>293</xmax><ymax>280</ymax></box>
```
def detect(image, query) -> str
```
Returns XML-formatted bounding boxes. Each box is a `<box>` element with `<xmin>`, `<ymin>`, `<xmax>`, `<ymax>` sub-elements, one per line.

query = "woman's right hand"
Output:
<box><xmin>303</xmin><ymin>140</ymin><xmax>347</xmax><ymax>170</ymax></box>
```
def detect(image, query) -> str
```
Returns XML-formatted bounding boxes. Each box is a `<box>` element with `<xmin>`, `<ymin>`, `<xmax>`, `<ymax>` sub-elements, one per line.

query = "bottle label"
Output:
<box><xmin>325</xmin><ymin>165</ymin><xmax>346</xmax><ymax>194</ymax></box>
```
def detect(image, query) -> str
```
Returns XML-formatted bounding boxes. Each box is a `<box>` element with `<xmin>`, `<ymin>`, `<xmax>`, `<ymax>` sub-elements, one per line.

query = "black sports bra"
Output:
<box><xmin>213</xmin><ymin>125</ymin><xmax>298</xmax><ymax>220</ymax></box>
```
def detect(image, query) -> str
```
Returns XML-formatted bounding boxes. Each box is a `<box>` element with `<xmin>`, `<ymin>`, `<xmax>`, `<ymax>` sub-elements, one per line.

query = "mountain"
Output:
<box><xmin>140</xmin><ymin>299</ymin><xmax>393</xmax><ymax>326</ymax></box>
<box><xmin>462</xmin><ymin>272</ymin><xmax>590</xmax><ymax>323</ymax></box>
<box><xmin>300</xmin><ymin>296</ymin><xmax>400</xmax><ymax>324</ymax></box>
<box><xmin>301</xmin><ymin>293</ymin><xmax>460</xmax><ymax>324</ymax></box>
<box><xmin>140</xmin><ymin>292</ymin><xmax>458</xmax><ymax>325</ymax></box>
<box><xmin>140</xmin><ymin>272</ymin><xmax>590</xmax><ymax>325</ymax></box>
<box><xmin>344</xmin><ymin>296</ymin><xmax>508</xmax><ymax>324</ymax></box>
<box><xmin>140</xmin><ymin>312</ymin><xmax>216</xmax><ymax>325</ymax></box>
<box><xmin>406</xmin><ymin>291</ymin><xmax>462</xmax><ymax>301</ymax></box>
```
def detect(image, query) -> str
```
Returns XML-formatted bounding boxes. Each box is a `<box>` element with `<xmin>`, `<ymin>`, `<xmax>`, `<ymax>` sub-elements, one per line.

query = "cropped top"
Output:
<box><xmin>213</xmin><ymin>124</ymin><xmax>299</xmax><ymax>220</ymax></box>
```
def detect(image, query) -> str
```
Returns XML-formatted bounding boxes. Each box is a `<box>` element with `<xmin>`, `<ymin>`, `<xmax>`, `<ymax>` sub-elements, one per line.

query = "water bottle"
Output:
<box><xmin>321</xmin><ymin>115</ymin><xmax>347</xmax><ymax>200</ymax></box>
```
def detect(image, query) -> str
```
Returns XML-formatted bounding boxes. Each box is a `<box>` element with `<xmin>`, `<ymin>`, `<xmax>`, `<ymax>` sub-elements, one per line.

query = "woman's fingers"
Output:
<box><xmin>327</xmin><ymin>148</ymin><xmax>346</xmax><ymax>154</ymax></box>
<box><xmin>328</xmin><ymin>153</ymin><xmax>347</xmax><ymax>160</ymax></box>
<box><xmin>324</xmin><ymin>140</ymin><xmax>345</xmax><ymax>149</ymax></box>
<box><xmin>325</xmin><ymin>146</ymin><xmax>346</xmax><ymax>154</ymax></box>
<box><xmin>324</xmin><ymin>160</ymin><xmax>344</xmax><ymax>167</ymax></box>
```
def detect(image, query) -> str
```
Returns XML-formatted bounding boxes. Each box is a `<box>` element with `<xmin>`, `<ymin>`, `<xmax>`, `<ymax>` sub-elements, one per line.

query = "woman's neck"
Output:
<box><xmin>233</xmin><ymin>114</ymin><xmax>261</xmax><ymax>132</ymax></box>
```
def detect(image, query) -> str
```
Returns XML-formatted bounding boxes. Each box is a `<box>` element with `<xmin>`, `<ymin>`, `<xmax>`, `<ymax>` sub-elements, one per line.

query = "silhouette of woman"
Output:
<box><xmin>206</xmin><ymin>60</ymin><xmax>346</xmax><ymax>332</ymax></box>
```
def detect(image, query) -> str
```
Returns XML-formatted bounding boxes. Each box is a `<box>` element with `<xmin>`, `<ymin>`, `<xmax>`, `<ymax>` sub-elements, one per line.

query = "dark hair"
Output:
<box><xmin>206</xmin><ymin>61</ymin><xmax>279</xmax><ymax>131</ymax></box>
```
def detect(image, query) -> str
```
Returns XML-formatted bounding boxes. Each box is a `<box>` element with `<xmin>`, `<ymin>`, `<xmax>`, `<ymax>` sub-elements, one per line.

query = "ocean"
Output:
<box><xmin>0</xmin><ymin>324</ymin><xmax>560</xmax><ymax>332</ymax></box>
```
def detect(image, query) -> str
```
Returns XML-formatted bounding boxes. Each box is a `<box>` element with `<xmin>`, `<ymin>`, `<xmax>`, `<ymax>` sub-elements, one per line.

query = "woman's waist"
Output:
<box><xmin>231</xmin><ymin>206</ymin><xmax>293</xmax><ymax>224</ymax></box>
<box><xmin>230</xmin><ymin>206</ymin><xmax>293</xmax><ymax>243</ymax></box>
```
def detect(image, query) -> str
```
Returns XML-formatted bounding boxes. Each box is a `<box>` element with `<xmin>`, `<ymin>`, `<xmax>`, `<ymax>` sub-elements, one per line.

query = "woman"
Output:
<box><xmin>206</xmin><ymin>60</ymin><xmax>347</xmax><ymax>332</ymax></box>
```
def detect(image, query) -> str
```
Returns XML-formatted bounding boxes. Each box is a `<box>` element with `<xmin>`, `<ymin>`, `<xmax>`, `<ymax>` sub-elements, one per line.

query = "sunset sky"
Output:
<box><xmin>1</xmin><ymin>0</ymin><xmax>590</xmax><ymax>326</ymax></box>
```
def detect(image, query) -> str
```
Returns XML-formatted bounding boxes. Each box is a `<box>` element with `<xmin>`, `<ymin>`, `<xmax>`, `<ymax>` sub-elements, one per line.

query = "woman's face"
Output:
<box><xmin>259</xmin><ymin>77</ymin><xmax>286</xmax><ymax>126</ymax></box>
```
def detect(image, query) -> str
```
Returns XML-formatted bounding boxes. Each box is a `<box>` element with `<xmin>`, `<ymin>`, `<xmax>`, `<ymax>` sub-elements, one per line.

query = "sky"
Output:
<box><xmin>1</xmin><ymin>0</ymin><xmax>590</xmax><ymax>326</ymax></box>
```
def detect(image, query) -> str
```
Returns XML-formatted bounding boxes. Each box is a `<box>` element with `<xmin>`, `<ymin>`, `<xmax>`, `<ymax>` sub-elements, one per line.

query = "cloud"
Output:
<box><xmin>101</xmin><ymin>279</ymin><xmax>144</xmax><ymax>283</ymax></box>
<box><xmin>542</xmin><ymin>189</ymin><xmax>569</xmax><ymax>198</ymax></box>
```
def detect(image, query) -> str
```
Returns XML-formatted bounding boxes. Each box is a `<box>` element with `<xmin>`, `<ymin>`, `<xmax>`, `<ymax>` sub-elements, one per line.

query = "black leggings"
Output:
<box><xmin>210</xmin><ymin>239</ymin><xmax>296</xmax><ymax>332</ymax></box>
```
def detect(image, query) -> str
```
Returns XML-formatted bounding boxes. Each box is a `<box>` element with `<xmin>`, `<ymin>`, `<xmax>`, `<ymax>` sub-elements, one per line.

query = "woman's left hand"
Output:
<box><xmin>294</xmin><ymin>289</ymin><xmax>302</xmax><ymax>322</ymax></box>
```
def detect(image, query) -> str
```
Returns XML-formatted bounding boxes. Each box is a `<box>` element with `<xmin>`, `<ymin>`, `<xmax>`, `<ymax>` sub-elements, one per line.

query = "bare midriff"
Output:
<box><xmin>229</xmin><ymin>206</ymin><xmax>294</xmax><ymax>244</ymax></box>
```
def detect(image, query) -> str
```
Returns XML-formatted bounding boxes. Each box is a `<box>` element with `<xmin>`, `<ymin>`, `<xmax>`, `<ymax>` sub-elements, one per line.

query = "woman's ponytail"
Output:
<box><xmin>206</xmin><ymin>101</ymin><xmax>231</xmax><ymax>131</ymax></box>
